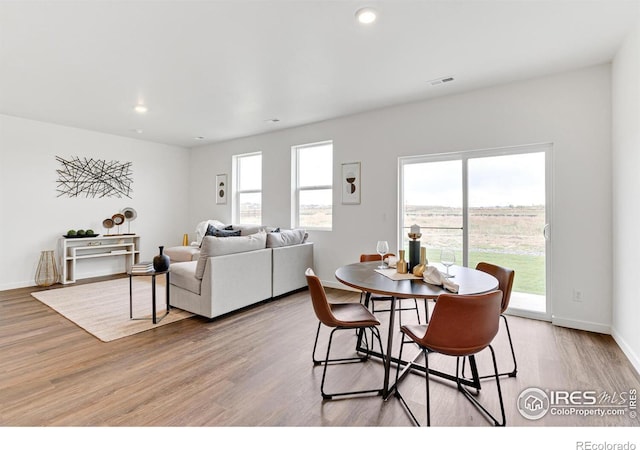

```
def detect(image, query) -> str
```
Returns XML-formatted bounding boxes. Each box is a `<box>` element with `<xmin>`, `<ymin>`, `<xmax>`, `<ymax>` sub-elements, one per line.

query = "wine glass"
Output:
<box><xmin>440</xmin><ymin>249</ymin><xmax>456</xmax><ymax>278</ymax></box>
<box><xmin>376</xmin><ymin>240</ymin><xmax>389</xmax><ymax>269</ymax></box>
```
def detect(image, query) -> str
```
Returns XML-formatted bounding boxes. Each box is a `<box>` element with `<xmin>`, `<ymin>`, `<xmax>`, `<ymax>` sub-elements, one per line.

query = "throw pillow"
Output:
<box><xmin>195</xmin><ymin>219</ymin><xmax>225</xmax><ymax>245</ymax></box>
<box><xmin>195</xmin><ymin>231</ymin><xmax>267</xmax><ymax>279</ymax></box>
<box><xmin>266</xmin><ymin>228</ymin><xmax>307</xmax><ymax>248</ymax></box>
<box><xmin>212</xmin><ymin>229</ymin><xmax>241</xmax><ymax>237</ymax></box>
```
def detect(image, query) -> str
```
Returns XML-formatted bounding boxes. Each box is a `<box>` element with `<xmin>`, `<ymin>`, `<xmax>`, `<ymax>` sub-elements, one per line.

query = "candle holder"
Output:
<box><xmin>408</xmin><ymin>224</ymin><xmax>422</xmax><ymax>272</ymax></box>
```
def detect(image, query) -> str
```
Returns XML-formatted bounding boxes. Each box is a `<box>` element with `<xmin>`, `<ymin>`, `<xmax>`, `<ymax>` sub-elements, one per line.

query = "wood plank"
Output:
<box><xmin>0</xmin><ymin>279</ymin><xmax>638</xmax><ymax>427</ymax></box>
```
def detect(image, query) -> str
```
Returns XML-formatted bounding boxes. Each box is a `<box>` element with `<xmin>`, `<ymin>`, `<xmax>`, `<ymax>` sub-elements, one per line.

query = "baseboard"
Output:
<box><xmin>551</xmin><ymin>315</ymin><xmax>611</xmax><ymax>334</ymax></box>
<box><xmin>611</xmin><ymin>327</ymin><xmax>640</xmax><ymax>376</ymax></box>
<box><xmin>0</xmin><ymin>280</ymin><xmax>35</xmax><ymax>291</ymax></box>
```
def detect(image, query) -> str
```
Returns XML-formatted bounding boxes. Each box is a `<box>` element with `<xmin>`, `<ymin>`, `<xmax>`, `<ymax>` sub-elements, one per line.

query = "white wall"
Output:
<box><xmin>0</xmin><ymin>115</ymin><xmax>190</xmax><ymax>289</ymax></box>
<box><xmin>189</xmin><ymin>65</ymin><xmax>613</xmax><ymax>333</ymax></box>
<box><xmin>612</xmin><ymin>19</ymin><xmax>640</xmax><ymax>372</ymax></box>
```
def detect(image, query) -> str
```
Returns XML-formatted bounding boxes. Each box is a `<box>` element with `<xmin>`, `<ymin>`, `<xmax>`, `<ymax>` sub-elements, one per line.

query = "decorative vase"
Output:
<box><xmin>397</xmin><ymin>249</ymin><xmax>408</xmax><ymax>274</ymax></box>
<box><xmin>35</xmin><ymin>250</ymin><xmax>58</xmax><ymax>287</ymax></box>
<box><xmin>412</xmin><ymin>246</ymin><xmax>428</xmax><ymax>277</ymax></box>
<box><xmin>153</xmin><ymin>246</ymin><xmax>170</xmax><ymax>272</ymax></box>
<box><xmin>182</xmin><ymin>233</ymin><xmax>189</xmax><ymax>246</ymax></box>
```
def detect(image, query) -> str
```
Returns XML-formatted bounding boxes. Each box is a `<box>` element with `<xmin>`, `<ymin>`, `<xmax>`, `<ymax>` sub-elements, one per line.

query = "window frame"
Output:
<box><xmin>232</xmin><ymin>151</ymin><xmax>262</xmax><ymax>225</ymax></box>
<box><xmin>291</xmin><ymin>140</ymin><xmax>333</xmax><ymax>231</ymax></box>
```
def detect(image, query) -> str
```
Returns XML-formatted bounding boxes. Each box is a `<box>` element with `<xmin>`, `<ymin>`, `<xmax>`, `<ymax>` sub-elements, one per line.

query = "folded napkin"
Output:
<box><xmin>422</xmin><ymin>266</ymin><xmax>459</xmax><ymax>293</ymax></box>
<box><xmin>385</xmin><ymin>256</ymin><xmax>397</xmax><ymax>268</ymax></box>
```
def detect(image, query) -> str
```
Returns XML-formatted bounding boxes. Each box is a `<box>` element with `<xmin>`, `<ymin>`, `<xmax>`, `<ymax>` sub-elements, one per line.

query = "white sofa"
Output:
<box><xmin>167</xmin><ymin>222</ymin><xmax>313</xmax><ymax>319</ymax></box>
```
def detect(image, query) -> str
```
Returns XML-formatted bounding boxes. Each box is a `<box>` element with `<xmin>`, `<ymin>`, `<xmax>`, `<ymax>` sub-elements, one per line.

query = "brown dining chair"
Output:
<box><xmin>475</xmin><ymin>262</ymin><xmax>517</xmax><ymax>378</ymax></box>
<box><xmin>359</xmin><ymin>253</ymin><xmax>422</xmax><ymax>325</ymax></box>
<box><xmin>394</xmin><ymin>291</ymin><xmax>506</xmax><ymax>426</ymax></box>
<box><xmin>305</xmin><ymin>268</ymin><xmax>385</xmax><ymax>400</ymax></box>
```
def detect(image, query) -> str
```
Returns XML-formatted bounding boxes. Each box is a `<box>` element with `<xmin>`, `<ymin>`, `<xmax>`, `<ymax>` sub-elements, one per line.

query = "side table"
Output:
<box><xmin>129</xmin><ymin>269</ymin><xmax>170</xmax><ymax>324</ymax></box>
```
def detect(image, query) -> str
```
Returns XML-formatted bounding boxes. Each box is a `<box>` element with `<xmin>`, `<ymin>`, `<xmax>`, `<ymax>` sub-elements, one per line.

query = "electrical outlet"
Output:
<box><xmin>572</xmin><ymin>289</ymin><xmax>583</xmax><ymax>302</ymax></box>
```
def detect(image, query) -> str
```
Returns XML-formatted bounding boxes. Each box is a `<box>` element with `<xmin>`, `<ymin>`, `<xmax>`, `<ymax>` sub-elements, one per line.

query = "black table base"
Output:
<box><xmin>356</xmin><ymin>292</ymin><xmax>482</xmax><ymax>400</ymax></box>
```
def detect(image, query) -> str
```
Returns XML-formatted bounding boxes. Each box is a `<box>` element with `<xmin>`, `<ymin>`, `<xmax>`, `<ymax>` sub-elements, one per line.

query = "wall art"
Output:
<box><xmin>341</xmin><ymin>162</ymin><xmax>361</xmax><ymax>204</ymax></box>
<box><xmin>216</xmin><ymin>174</ymin><xmax>227</xmax><ymax>204</ymax></box>
<box><xmin>56</xmin><ymin>156</ymin><xmax>133</xmax><ymax>198</ymax></box>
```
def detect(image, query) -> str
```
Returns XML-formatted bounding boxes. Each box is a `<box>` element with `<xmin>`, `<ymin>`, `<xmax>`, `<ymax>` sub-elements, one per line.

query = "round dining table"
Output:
<box><xmin>335</xmin><ymin>261</ymin><xmax>499</xmax><ymax>398</ymax></box>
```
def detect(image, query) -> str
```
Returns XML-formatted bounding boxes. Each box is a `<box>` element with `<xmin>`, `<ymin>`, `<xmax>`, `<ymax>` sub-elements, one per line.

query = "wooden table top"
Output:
<box><xmin>335</xmin><ymin>261</ymin><xmax>498</xmax><ymax>299</ymax></box>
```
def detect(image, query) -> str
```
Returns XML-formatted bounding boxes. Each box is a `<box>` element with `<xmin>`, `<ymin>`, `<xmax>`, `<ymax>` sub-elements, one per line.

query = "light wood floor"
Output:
<box><xmin>1</xmin><ymin>277</ymin><xmax>639</xmax><ymax>428</ymax></box>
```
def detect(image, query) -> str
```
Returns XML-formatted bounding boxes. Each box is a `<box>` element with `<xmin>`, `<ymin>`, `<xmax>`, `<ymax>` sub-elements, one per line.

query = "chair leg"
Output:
<box><xmin>424</xmin><ymin>348</ymin><xmax>431</xmax><ymax>426</ymax></box>
<box><xmin>423</xmin><ymin>299</ymin><xmax>429</xmax><ymax>323</ymax></box>
<box><xmin>460</xmin><ymin>314</ymin><xmax>517</xmax><ymax>380</ymax></box>
<box><xmin>314</xmin><ymin>321</ymin><xmax>366</xmax><ymax>366</ymax></box>
<box><xmin>319</xmin><ymin>326</ymin><xmax>384</xmax><ymax>400</ymax></box>
<box><xmin>312</xmin><ymin>322</ymin><xmax>323</xmax><ymax>365</ymax></box>
<box><xmin>455</xmin><ymin>346</ymin><xmax>506</xmax><ymax>426</ymax></box>
<box><xmin>502</xmin><ymin>314</ymin><xmax>518</xmax><ymax>377</ymax></box>
<box><xmin>413</xmin><ymin>298</ymin><xmax>421</xmax><ymax>324</ymax></box>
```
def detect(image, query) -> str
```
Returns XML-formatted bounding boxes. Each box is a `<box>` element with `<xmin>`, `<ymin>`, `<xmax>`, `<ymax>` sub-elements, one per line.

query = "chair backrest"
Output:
<box><xmin>305</xmin><ymin>268</ymin><xmax>339</xmax><ymax>327</ymax></box>
<box><xmin>360</xmin><ymin>253</ymin><xmax>395</xmax><ymax>262</ymax></box>
<box><xmin>475</xmin><ymin>262</ymin><xmax>515</xmax><ymax>313</ymax></box>
<box><xmin>420</xmin><ymin>291</ymin><xmax>503</xmax><ymax>357</ymax></box>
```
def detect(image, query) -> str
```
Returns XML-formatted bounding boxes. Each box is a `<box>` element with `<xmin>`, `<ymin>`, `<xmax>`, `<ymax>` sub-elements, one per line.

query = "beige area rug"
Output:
<box><xmin>31</xmin><ymin>277</ymin><xmax>194</xmax><ymax>342</ymax></box>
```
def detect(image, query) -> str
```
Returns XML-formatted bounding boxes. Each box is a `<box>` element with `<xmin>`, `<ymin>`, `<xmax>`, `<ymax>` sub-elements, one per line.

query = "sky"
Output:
<box><xmin>404</xmin><ymin>152</ymin><xmax>546</xmax><ymax>207</ymax></box>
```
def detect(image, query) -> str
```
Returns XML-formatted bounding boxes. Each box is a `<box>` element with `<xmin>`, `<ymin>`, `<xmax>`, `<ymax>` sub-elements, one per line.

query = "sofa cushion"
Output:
<box><xmin>165</xmin><ymin>246</ymin><xmax>201</xmax><ymax>262</ymax></box>
<box><xmin>266</xmin><ymin>228</ymin><xmax>307</xmax><ymax>248</ymax></box>
<box><xmin>170</xmin><ymin>261</ymin><xmax>201</xmax><ymax>295</ymax></box>
<box><xmin>234</xmin><ymin>224</ymin><xmax>263</xmax><ymax>236</ymax></box>
<box><xmin>195</xmin><ymin>231</ymin><xmax>268</xmax><ymax>279</ymax></box>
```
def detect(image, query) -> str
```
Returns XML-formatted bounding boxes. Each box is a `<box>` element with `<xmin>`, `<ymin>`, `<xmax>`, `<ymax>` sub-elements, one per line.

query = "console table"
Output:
<box><xmin>58</xmin><ymin>235</ymin><xmax>141</xmax><ymax>284</ymax></box>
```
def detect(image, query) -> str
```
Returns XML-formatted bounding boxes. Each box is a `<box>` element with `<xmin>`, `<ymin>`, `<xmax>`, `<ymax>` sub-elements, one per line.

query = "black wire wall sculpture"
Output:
<box><xmin>56</xmin><ymin>156</ymin><xmax>133</xmax><ymax>198</ymax></box>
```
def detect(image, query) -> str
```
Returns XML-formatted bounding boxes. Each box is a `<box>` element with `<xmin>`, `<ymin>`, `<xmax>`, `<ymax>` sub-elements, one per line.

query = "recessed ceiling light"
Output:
<box><xmin>134</xmin><ymin>104</ymin><xmax>148</xmax><ymax>114</ymax></box>
<box><xmin>194</xmin><ymin>136</ymin><xmax>205</xmax><ymax>140</ymax></box>
<box><xmin>130</xmin><ymin>129</ymin><xmax>143</xmax><ymax>134</ymax></box>
<box><xmin>355</xmin><ymin>7</ymin><xmax>377</xmax><ymax>24</ymax></box>
<box><xmin>265</xmin><ymin>118</ymin><xmax>280</xmax><ymax>124</ymax></box>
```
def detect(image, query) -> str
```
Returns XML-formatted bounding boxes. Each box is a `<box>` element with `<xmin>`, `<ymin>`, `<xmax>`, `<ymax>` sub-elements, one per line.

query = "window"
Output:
<box><xmin>399</xmin><ymin>143</ymin><xmax>551</xmax><ymax>318</ymax></box>
<box><xmin>233</xmin><ymin>152</ymin><xmax>262</xmax><ymax>224</ymax></box>
<box><xmin>292</xmin><ymin>141</ymin><xmax>333</xmax><ymax>230</ymax></box>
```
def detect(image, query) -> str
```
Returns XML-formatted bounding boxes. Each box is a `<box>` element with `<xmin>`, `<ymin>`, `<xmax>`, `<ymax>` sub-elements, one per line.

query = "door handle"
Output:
<box><xmin>543</xmin><ymin>224</ymin><xmax>550</xmax><ymax>240</ymax></box>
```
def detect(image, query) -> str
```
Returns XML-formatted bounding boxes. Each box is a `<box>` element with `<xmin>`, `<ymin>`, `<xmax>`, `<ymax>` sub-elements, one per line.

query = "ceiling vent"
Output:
<box><xmin>428</xmin><ymin>76</ymin><xmax>455</xmax><ymax>86</ymax></box>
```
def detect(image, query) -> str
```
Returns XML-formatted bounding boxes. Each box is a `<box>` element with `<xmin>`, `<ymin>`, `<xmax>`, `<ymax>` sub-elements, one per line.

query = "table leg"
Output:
<box><xmin>152</xmin><ymin>274</ymin><xmax>157</xmax><ymax>324</ymax></box>
<box><xmin>166</xmin><ymin>272</ymin><xmax>170</xmax><ymax>312</ymax></box>
<box><xmin>129</xmin><ymin>274</ymin><xmax>133</xmax><ymax>319</ymax></box>
<box><xmin>382</xmin><ymin>296</ymin><xmax>397</xmax><ymax>398</ymax></box>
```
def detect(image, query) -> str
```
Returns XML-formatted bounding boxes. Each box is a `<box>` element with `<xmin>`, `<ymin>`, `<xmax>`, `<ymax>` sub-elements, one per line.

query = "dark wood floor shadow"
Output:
<box><xmin>1</xmin><ymin>279</ymin><xmax>639</xmax><ymax>428</ymax></box>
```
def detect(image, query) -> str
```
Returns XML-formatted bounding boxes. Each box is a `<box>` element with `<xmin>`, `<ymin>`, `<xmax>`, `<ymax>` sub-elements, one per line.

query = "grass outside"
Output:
<box><xmin>422</xmin><ymin>248</ymin><xmax>545</xmax><ymax>295</ymax></box>
<box><xmin>408</xmin><ymin>205</ymin><xmax>546</xmax><ymax>295</ymax></box>
<box><xmin>296</xmin><ymin>204</ymin><xmax>547</xmax><ymax>295</ymax></box>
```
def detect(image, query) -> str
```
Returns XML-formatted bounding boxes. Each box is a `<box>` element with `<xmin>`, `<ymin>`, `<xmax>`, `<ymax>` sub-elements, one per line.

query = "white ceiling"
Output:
<box><xmin>1</xmin><ymin>0</ymin><xmax>638</xmax><ymax>148</ymax></box>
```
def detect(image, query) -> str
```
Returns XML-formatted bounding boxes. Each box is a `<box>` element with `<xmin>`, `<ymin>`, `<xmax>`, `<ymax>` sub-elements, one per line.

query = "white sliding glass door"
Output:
<box><xmin>399</xmin><ymin>144</ymin><xmax>551</xmax><ymax>320</ymax></box>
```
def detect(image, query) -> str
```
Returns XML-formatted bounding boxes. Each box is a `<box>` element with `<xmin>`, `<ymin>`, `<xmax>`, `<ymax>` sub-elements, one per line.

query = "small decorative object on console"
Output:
<box><xmin>63</xmin><ymin>228</ymin><xmax>99</xmax><ymax>238</ymax></box>
<box><xmin>121</xmin><ymin>207</ymin><xmax>138</xmax><ymax>235</ymax></box>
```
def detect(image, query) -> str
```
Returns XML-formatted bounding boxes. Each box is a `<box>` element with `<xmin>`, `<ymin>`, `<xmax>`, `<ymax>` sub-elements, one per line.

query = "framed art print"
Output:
<box><xmin>216</xmin><ymin>174</ymin><xmax>227</xmax><ymax>204</ymax></box>
<box><xmin>341</xmin><ymin>162</ymin><xmax>360</xmax><ymax>204</ymax></box>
